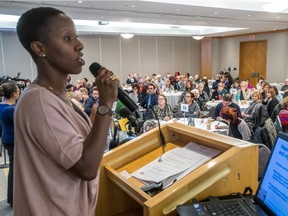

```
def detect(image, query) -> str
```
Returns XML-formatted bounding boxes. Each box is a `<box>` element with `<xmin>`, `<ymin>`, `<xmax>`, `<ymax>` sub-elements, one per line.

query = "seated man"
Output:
<box><xmin>140</xmin><ymin>84</ymin><xmax>158</xmax><ymax>120</ymax></box>
<box><xmin>212</xmin><ymin>93</ymin><xmax>241</xmax><ymax>120</ymax></box>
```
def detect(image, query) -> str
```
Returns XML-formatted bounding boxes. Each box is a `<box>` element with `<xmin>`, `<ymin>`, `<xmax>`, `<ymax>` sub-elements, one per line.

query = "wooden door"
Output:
<box><xmin>239</xmin><ymin>41</ymin><xmax>267</xmax><ymax>87</ymax></box>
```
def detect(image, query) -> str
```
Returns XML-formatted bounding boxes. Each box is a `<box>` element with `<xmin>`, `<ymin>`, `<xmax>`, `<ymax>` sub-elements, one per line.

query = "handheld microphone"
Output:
<box><xmin>89</xmin><ymin>62</ymin><xmax>138</xmax><ymax>113</ymax></box>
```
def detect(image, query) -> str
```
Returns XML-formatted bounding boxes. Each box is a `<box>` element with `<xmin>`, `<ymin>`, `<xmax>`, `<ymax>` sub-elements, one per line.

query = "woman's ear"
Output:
<box><xmin>30</xmin><ymin>41</ymin><xmax>46</xmax><ymax>58</ymax></box>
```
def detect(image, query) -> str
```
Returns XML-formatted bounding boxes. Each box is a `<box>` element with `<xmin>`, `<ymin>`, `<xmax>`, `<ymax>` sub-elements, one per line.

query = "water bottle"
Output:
<box><xmin>236</xmin><ymin>92</ymin><xmax>241</xmax><ymax>102</ymax></box>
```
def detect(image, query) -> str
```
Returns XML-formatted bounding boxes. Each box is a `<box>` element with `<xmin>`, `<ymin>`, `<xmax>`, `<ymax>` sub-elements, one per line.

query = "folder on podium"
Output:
<box><xmin>97</xmin><ymin>122</ymin><xmax>258</xmax><ymax>216</ymax></box>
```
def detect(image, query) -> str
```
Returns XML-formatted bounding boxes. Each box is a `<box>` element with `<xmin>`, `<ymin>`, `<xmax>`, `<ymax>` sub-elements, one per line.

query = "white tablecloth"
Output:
<box><xmin>206</xmin><ymin>100</ymin><xmax>250</xmax><ymax>112</ymax></box>
<box><xmin>162</xmin><ymin>91</ymin><xmax>183</xmax><ymax>109</ymax></box>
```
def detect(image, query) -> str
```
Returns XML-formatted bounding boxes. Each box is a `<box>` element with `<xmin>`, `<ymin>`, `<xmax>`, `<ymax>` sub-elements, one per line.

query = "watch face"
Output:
<box><xmin>98</xmin><ymin>105</ymin><xmax>111</xmax><ymax>116</ymax></box>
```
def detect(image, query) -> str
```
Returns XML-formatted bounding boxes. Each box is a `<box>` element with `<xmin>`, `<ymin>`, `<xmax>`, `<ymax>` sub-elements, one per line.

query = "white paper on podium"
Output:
<box><xmin>131</xmin><ymin>142</ymin><xmax>221</xmax><ymax>189</ymax></box>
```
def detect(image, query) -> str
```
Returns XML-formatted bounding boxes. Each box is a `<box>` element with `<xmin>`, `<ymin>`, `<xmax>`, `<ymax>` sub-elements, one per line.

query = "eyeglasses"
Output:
<box><xmin>218</xmin><ymin>85</ymin><xmax>224</xmax><ymax>87</ymax></box>
<box><xmin>185</xmin><ymin>96</ymin><xmax>191</xmax><ymax>98</ymax></box>
<box><xmin>148</xmin><ymin>88</ymin><xmax>154</xmax><ymax>90</ymax></box>
<box><xmin>158</xmin><ymin>98</ymin><xmax>165</xmax><ymax>100</ymax></box>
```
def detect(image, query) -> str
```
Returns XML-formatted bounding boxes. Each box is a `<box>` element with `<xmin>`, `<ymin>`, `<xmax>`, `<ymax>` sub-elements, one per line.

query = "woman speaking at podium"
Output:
<box><xmin>14</xmin><ymin>7</ymin><xmax>118</xmax><ymax>215</ymax></box>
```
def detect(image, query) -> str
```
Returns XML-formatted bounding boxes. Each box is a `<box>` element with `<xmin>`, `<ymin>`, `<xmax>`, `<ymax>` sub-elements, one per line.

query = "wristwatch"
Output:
<box><xmin>97</xmin><ymin>105</ymin><xmax>113</xmax><ymax>116</ymax></box>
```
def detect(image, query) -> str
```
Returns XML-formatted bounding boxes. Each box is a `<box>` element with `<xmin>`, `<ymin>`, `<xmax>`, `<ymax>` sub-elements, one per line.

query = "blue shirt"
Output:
<box><xmin>0</xmin><ymin>103</ymin><xmax>15</xmax><ymax>144</ymax></box>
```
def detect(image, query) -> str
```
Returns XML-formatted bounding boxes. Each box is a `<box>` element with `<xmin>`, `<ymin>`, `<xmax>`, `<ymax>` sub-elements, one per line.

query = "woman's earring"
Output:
<box><xmin>41</xmin><ymin>53</ymin><xmax>46</xmax><ymax>57</ymax></box>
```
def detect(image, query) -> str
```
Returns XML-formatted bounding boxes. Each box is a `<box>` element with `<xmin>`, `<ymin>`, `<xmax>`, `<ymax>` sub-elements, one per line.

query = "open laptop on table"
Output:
<box><xmin>177</xmin><ymin>132</ymin><xmax>288</xmax><ymax>216</ymax></box>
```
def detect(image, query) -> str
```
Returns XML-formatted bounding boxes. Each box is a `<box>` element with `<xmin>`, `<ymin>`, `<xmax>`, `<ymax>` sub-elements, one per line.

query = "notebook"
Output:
<box><xmin>177</xmin><ymin>132</ymin><xmax>288</xmax><ymax>216</ymax></box>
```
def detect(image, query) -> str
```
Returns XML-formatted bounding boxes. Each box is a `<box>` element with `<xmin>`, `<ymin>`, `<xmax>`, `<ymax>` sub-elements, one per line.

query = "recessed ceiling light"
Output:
<box><xmin>247</xmin><ymin>14</ymin><xmax>251</xmax><ymax>17</ymax></box>
<box><xmin>214</xmin><ymin>12</ymin><xmax>218</xmax><ymax>15</ymax></box>
<box><xmin>131</xmin><ymin>5</ymin><xmax>135</xmax><ymax>8</ymax></box>
<box><xmin>78</xmin><ymin>1</ymin><xmax>82</xmax><ymax>3</ymax></box>
<box><xmin>176</xmin><ymin>9</ymin><xmax>180</xmax><ymax>11</ymax></box>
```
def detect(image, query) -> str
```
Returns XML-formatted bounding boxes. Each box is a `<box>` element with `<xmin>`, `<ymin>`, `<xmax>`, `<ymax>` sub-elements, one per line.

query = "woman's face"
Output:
<box><xmin>252</xmin><ymin>94</ymin><xmax>259</xmax><ymax>101</ymax></box>
<box><xmin>40</xmin><ymin>14</ymin><xmax>84</xmax><ymax>75</ymax></box>
<box><xmin>158</xmin><ymin>96</ymin><xmax>166</xmax><ymax>105</ymax></box>
<box><xmin>14</xmin><ymin>87</ymin><xmax>20</xmax><ymax>99</ymax></box>
<box><xmin>185</xmin><ymin>94</ymin><xmax>192</xmax><ymax>103</ymax></box>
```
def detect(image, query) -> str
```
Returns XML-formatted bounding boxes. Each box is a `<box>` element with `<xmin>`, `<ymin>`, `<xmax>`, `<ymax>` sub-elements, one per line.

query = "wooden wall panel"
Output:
<box><xmin>200</xmin><ymin>38</ymin><xmax>212</xmax><ymax>79</ymax></box>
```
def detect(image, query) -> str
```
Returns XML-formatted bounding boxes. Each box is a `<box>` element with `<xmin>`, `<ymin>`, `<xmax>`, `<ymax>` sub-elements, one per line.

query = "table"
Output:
<box><xmin>206</xmin><ymin>100</ymin><xmax>251</xmax><ymax>112</ymax></box>
<box><xmin>161</xmin><ymin>118</ymin><xmax>228</xmax><ymax>135</ymax></box>
<box><xmin>162</xmin><ymin>91</ymin><xmax>183</xmax><ymax>109</ymax></box>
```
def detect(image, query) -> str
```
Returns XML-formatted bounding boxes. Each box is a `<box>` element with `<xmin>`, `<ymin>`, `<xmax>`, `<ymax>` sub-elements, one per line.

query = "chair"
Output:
<box><xmin>274</xmin><ymin>115</ymin><xmax>283</xmax><ymax>133</ymax></box>
<box><xmin>258</xmin><ymin>145</ymin><xmax>270</xmax><ymax>181</ymax></box>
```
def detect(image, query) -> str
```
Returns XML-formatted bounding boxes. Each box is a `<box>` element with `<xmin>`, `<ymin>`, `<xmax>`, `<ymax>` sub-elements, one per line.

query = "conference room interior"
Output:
<box><xmin>1</xmin><ymin>1</ymin><xmax>288</xmax><ymax>216</ymax></box>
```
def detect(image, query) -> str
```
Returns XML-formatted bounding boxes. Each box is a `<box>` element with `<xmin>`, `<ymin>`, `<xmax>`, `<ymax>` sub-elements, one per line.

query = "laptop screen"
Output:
<box><xmin>256</xmin><ymin>132</ymin><xmax>288</xmax><ymax>216</ymax></box>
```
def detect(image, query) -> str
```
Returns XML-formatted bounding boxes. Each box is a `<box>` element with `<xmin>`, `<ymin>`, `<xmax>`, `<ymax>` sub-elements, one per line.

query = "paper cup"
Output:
<box><xmin>206</xmin><ymin>124</ymin><xmax>211</xmax><ymax>130</ymax></box>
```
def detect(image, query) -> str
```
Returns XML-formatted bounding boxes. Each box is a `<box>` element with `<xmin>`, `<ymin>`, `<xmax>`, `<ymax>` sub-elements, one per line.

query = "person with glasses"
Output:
<box><xmin>0</xmin><ymin>81</ymin><xmax>20</xmax><ymax>207</ymax></box>
<box><xmin>176</xmin><ymin>92</ymin><xmax>200</xmax><ymax>118</ymax></box>
<box><xmin>140</xmin><ymin>84</ymin><xmax>158</xmax><ymax>120</ymax></box>
<box><xmin>211</xmin><ymin>81</ymin><xmax>227</xmax><ymax>101</ymax></box>
<box><xmin>152</xmin><ymin>94</ymin><xmax>173</xmax><ymax>121</ymax></box>
<box><xmin>213</xmin><ymin>93</ymin><xmax>241</xmax><ymax>120</ymax></box>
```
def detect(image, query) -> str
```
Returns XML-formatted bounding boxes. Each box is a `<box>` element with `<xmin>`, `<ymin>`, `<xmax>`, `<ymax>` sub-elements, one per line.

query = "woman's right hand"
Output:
<box><xmin>96</xmin><ymin>67</ymin><xmax>119</xmax><ymax>107</ymax></box>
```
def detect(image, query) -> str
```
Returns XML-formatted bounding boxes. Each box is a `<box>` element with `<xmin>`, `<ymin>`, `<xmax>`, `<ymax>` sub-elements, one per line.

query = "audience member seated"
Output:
<box><xmin>212</xmin><ymin>74</ymin><xmax>221</xmax><ymax>90</ymax></box>
<box><xmin>272</xmin><ymin>85</ymin><xmax>283</xmax><ymax>103</ymax></box>
<box><xmin>128</xmin><ymin>84</ymin><xmax>139</xmax><ymax>104</ymax></box>
<box><xmin>244</xmin><ymin>78</ymin><xmax>254</xmax><ymax>89</ymax></box>
<box><xmin>237</xmin><ymin>81</ymin><xmax>252</xmax><ymax>101</ymax></box>
<box><xmin>201</xmin><ymin>78</ymin><xmax>210</xmax><ymax>96</ymax></box>
<box><xmin>260</xmin><ymin>82</ymin><xmax>270</xmax><ymax>99</ymax></box>
<box><xmin>216</xmin><ymin>106</ymin><xmax>251</xmax><ymax>141</ymax></box>
<box><xmin>262</xmin><ymin>87</ymin><xmax>279</xmax><ymax>121</ymax></box>
<box><xmin>256</xmin><ymin>77</ymin><xmax>265</xmax><ymax>91</ymax></box>
<box><xmin>79</xmin><ymin>87</ymin><xmax>88</xmax><ymax>104</ymax></box>
<box><xmin>66</xmin><ymin>84</ymin><xmax>74</xmax><ymax>99</ymax></box>
<box><xmin>280</xmin><ymin>78</ymin><xmax>288</xmax><ymax>93</ymax></box>
<box><xmin>84</xmin><ymin>87</ymin><xmax>99</xmax><ymax>116</ymax></box>
<box><xmin>152</xmin><ymin>94</ymin><xmax>173</xmax><ymax>121</ymax></box>
<box><xmin>197</xmin><ymin>83</ymin><xmax>210</xmax><ymax>108</ymax></box>
<box><xmin>213</xmin><ymin>93</ymin><xmax>241</xmax><ymax>120</ymax></box>
<box><xmin>231</xmin><ymin>79</ymin><xmax>240</xmax><ymax>90</ymax></box>
<box><xmin>275</xmin><ymin>97</ymin><xmax>288</xmax><ymax>133</ymax></box>
<box><xmin>140</xmin><ymin>84</ymin><xmax>158</xmax><ymax>120</ymax></box>
<box><xmin>154</xmin><ymin>75</ymin><xmax>164</xmax><ymax>90</ymax></box>
<box><xmin>126</xmin><ymin>74</ymin><xmax>137</xmax><ymax>85</ymax></box>
<box><xmin>137</xmin><ymin>79</ymin><xmax>147</xmax><ymax>104</ymax></box>
<box><xmin>176</xmin><ymin>92</ymin><xmax>200</xmax><ymax>118</ymax></box>
<box><xmin>179</xmin><ymin>80</ymin><xmax>194</xmax><ymax>103</ymax></box>
<box><xmin>162</xmin><ymin>79</ymin><xmax>175</xmax><ymax>92</ymax></box>
<box><xmin>241</xmin><ymin>91</ymin><xmax>269</xmax><ymax>131</ymax></box>
<box><xmin>71</xmin><ymin>90</ymin><xmax>84</xmax><ymax>110</ymax></box>
<box><xmin>210</xmin><ymin>82</ymin><xmax>227</xmax><ymax>101</ymax></box>
<box><xmin>192</xmin><ymin>88</ymin><xmax>206</xmax><ymax>111</ymax></box>
<box><xmin>142</xmin><ymin>119</ymin><xmax>158</xmax><ymax>133</ymax></box>
<box><xmin>194</xmin><ymin>74</ymin><xmax>201</xmax><ymax>84</ymax></box>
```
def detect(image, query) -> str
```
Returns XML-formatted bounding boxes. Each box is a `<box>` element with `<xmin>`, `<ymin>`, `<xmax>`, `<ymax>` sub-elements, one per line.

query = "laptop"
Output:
<box><xmin>177</xmin><ymin>132</ymin><xmax>288</xmax><ymax>216</ymax></box>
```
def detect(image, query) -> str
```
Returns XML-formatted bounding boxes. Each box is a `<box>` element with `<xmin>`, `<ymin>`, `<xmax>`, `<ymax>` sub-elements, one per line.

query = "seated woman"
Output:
<box><xmin>210</xmin><ymin>82</ymin><xmax>227</xmax><ymax>100</ymax></box>
<box><xmin>162</xmin><ymin>79</ymin><xmax>174</xmax><ymax>92</ymax></box>
<box><xmin>197</xmin><ymin>83</ymin><xmax>209</xmax><ymax>108</ymax></box>
<box><xmin>129</xmin><ymin>83</ymin><xmax>139</xmax><ymax>104</ymax></box>
<box><xmin>216</xmin><ymin>106</ymin><xmax>251</xmax><ymax>141</ymax></box>
<box><xmin>262</xmin><ymin>87</ymin><xmax>279</xmax><ymax>121</ymax></box>
<box><xmin>237</xmin><ymin>81</ymin><xmax>252</xmax><ymax>101</ymax></box>
<box><xmin>152</xmin><ymin>94</ymin><xmax>173</xmax><ymax>121</ymax></box>
<box><xmin>274</xmin><ymin>97</ymin><xmax>288</xmax><ymax>133</ymax></box>
<box><xmin>176</xmin><ymin>92</ymin><xmax>200</xmax><ymax>118</ymax></box>
<box><xmin>241</xmin><ymin>91</ymin><xmax>269</xmax><ymax>131</ymax></box>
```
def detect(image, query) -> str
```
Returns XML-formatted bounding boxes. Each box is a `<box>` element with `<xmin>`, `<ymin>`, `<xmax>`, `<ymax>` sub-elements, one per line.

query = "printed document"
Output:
<box><xmin>131</xmin><ymin>142</ymin><xmax>221</xmax><ymax>189</ymax></box>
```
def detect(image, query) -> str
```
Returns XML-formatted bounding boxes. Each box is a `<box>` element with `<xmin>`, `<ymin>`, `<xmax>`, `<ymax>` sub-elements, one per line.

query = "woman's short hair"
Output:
<box><xmin>0</xmin><ymin>81</ymin><xmax>18</xmax><ymax>99</ymax></box>
<box><xmin>79</xmin><ymin>87</ymin><xmax>88</xmax><ymax>95</ymax></box>
<box><xmin>16</xmin><ymin>7</ymin><xmax>65</xmax><ymax>61</ymax></box>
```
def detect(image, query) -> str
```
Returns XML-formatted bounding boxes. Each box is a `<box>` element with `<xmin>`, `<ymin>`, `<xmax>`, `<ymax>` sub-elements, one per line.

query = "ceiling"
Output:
<box><xmin>0</xmin><ymin>0</ymin><xmax>288</xmax><ymax>37</ymax></box>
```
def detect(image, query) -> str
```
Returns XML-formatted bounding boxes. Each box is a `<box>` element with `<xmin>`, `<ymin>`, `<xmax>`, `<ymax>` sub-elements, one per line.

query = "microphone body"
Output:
<box><xmin>149</xmin><ymin>105</ymin><xmax>166</xmax><ymax>147</ymax></box>
<box><xmin>89</xmin><ymin>62</ymin><xmax>138</xmax><ymax>113</ymax></box>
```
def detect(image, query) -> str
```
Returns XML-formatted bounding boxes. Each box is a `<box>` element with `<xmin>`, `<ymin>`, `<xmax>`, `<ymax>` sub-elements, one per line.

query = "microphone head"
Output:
<box><xmin>89</xmin><ymin>62</ymin><xmax>102</xmax><ymax>77</ymax></box>
<box><xmin>119</xmin><ymin>107</ymin><xmax>131</xmax><ymax>118</ymax></box>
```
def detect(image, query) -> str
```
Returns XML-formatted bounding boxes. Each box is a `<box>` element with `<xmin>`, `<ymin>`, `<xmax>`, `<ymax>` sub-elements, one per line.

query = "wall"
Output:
<box><xmin>0</xmin><ymin>32</ymin><xmax>201</xmax><ymax>84</ymax></box>
<box><xmin>212</xmin><ymin>31</ymin><xmax>288</xmax><ymax>82</ymax></box>
<box><xmin>1</xmin><ymin>30</ymin><xmax>288</xmax><ymax>84</ymax></box>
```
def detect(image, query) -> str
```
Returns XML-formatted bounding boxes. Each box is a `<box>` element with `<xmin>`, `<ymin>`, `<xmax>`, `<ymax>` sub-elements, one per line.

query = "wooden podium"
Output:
<box><xmin>96</xmin><ymin>122</ymin><xmax>258</xmax><ymax>216</ymax></box>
